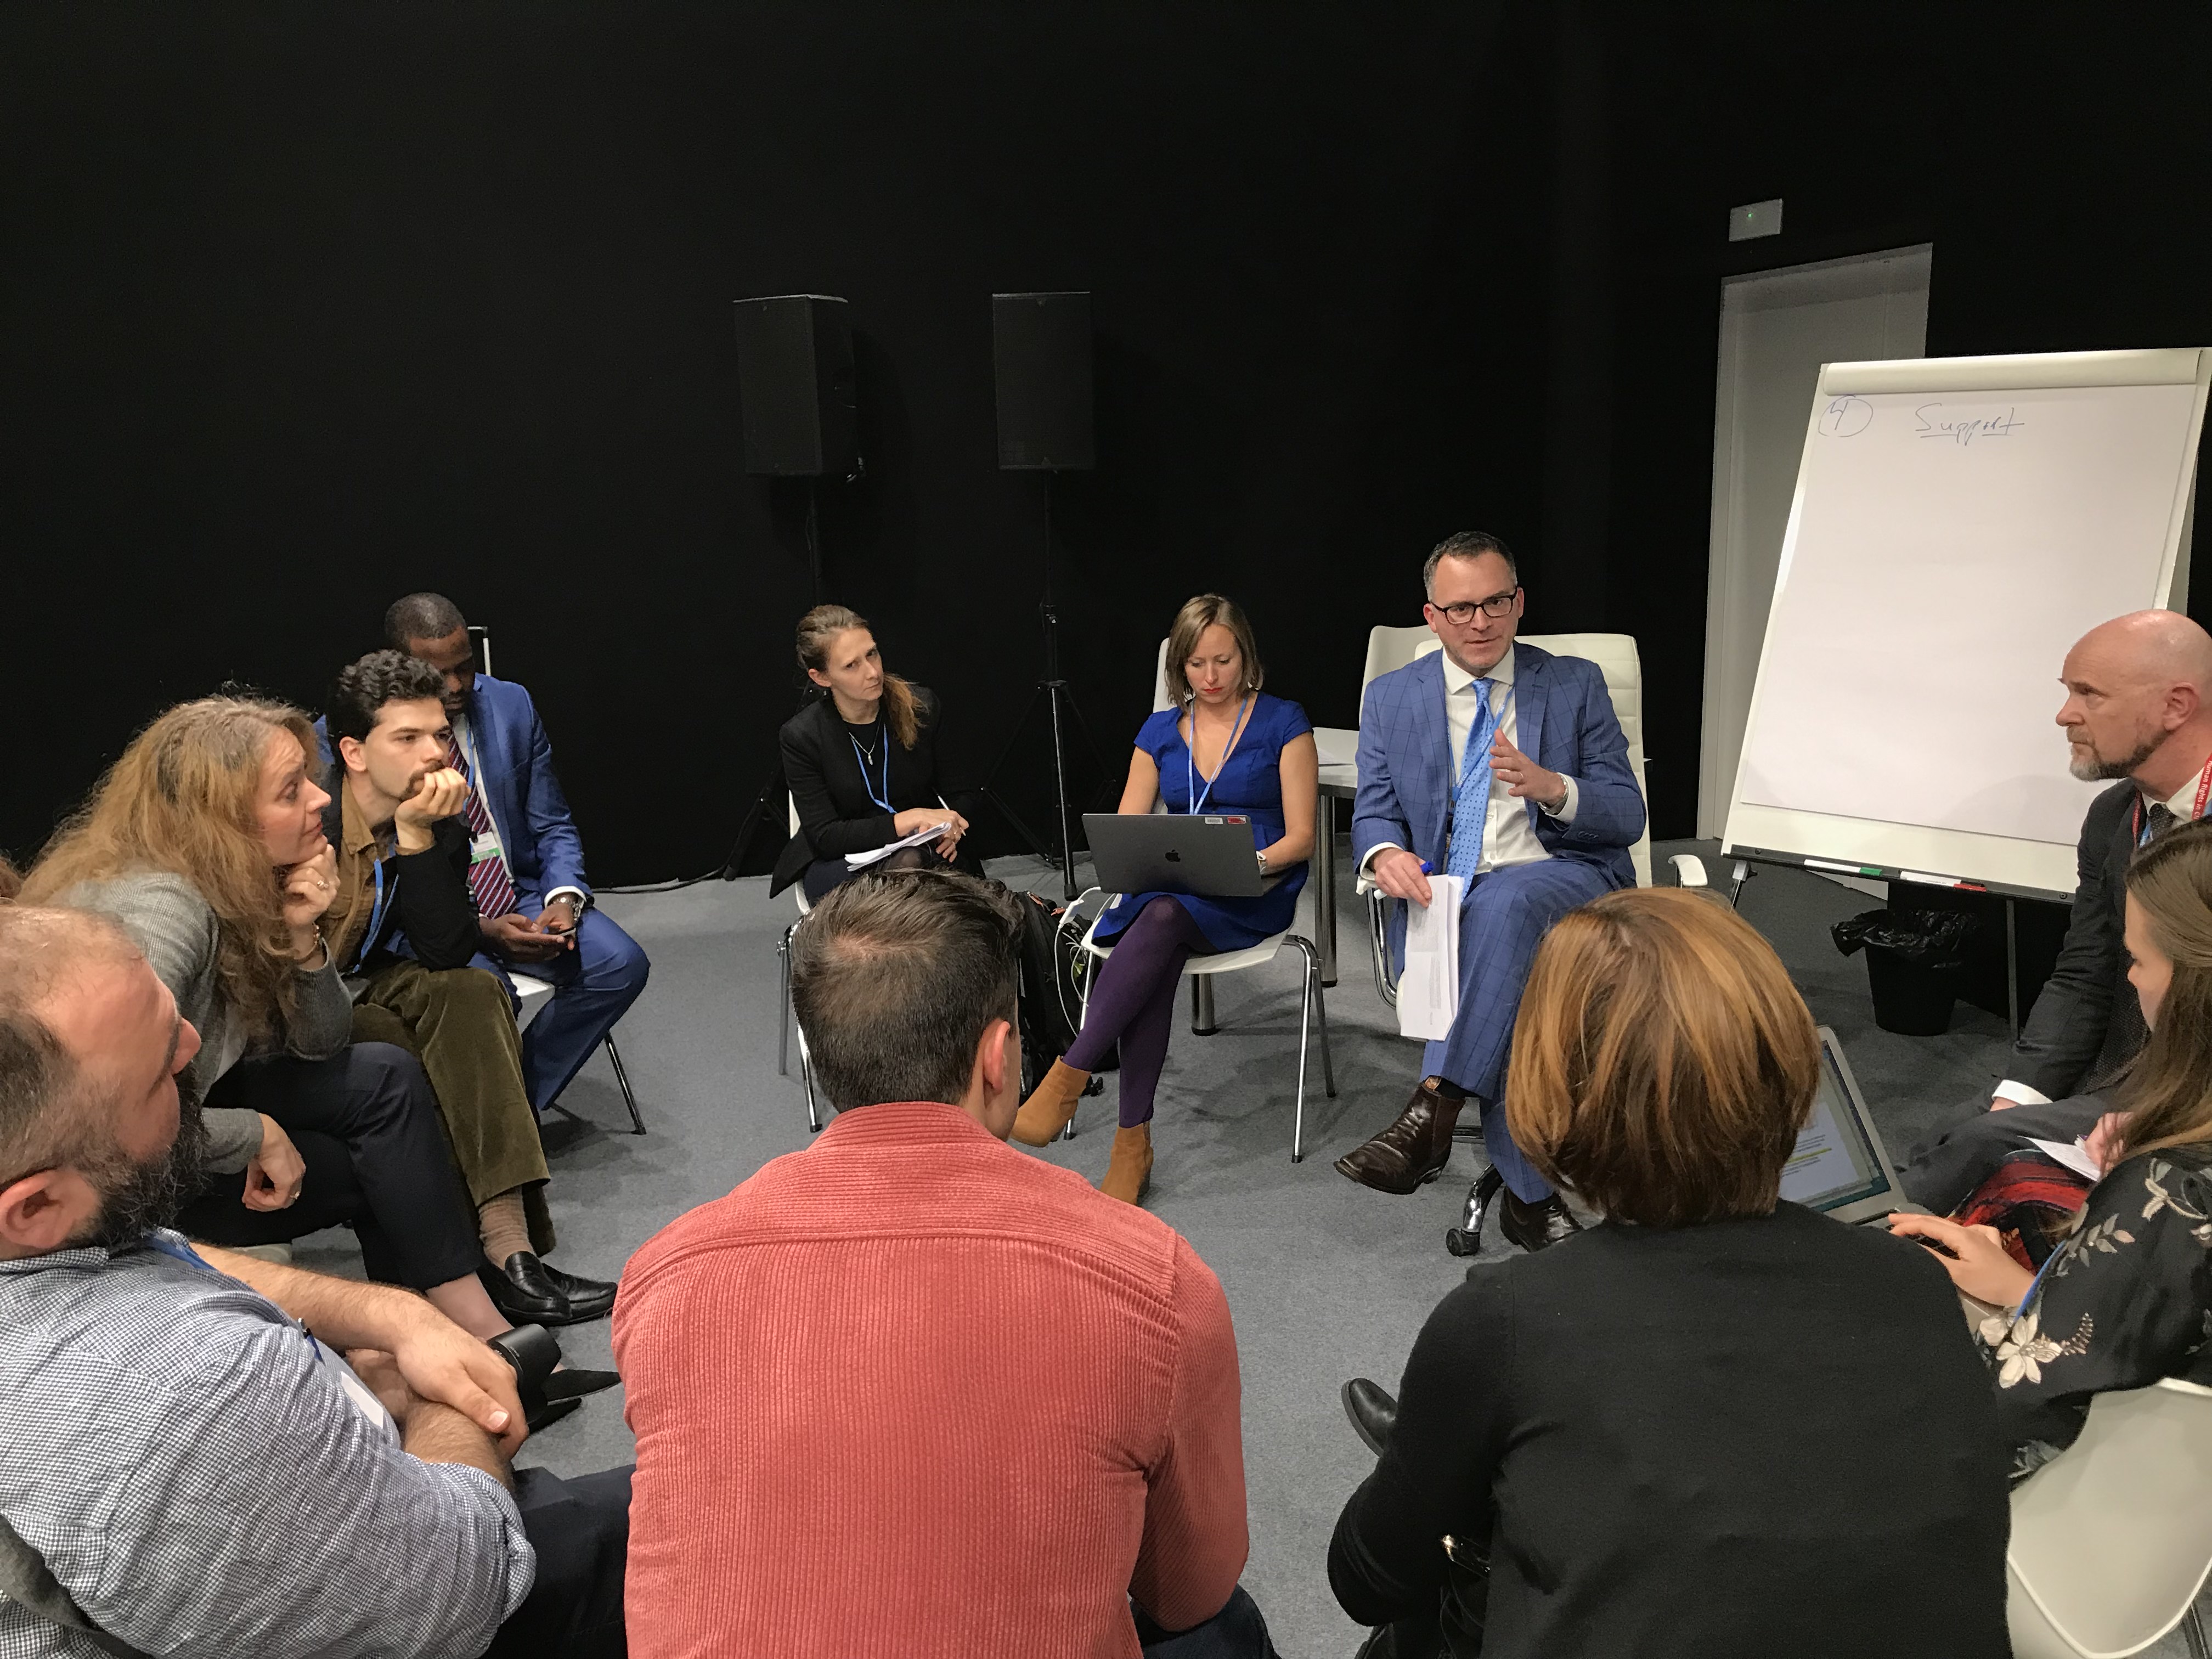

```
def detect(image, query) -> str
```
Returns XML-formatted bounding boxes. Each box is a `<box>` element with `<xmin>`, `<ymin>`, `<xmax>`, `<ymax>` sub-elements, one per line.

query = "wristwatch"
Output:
<box><xmin>1256</xmin><ymin>851</ymin><xmax>1272</xmax><ymax>876</ymax></box>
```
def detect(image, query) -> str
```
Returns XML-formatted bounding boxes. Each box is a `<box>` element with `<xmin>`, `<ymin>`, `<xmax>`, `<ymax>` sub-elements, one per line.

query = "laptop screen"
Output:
<box><xmin>1778</xmin><ymin>1037</ymin><xmax>1895</xmax><ymax>1214</ymax></box>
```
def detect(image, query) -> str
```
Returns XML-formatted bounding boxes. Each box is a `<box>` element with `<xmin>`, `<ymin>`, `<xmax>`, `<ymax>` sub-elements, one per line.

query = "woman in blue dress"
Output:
<box><xmin>1013</xmin><ymin>594</ymin><xmax>1318</xmax><ymax>1204</ymax></box>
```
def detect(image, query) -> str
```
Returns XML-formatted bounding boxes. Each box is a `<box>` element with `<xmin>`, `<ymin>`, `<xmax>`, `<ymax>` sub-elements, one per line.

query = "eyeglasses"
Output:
<box><xmin>1430</xmin><ymin>589</ymin><xmax>1519</xmax><ymax>625</ymax></box>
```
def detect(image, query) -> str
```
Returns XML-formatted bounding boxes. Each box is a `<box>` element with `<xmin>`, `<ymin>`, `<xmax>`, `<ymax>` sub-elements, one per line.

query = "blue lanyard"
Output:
<box><xmin>1183</xmin><ymin>697</ymin><xmax>1252</xmax><ymax>816</ymax></box>
<box><xmin>851</xmin><ymin>731</ymin><xmax>893</xmax><ymax>814</ymax></box>
<box><xmin>358</xmin><ymin>857</ymin><xmax>391</xmax><ymax>967</ymax></box>
<box><xmin>2013</xmin><ymin>1238</ymin><xmax>2069</xmax><ymax>1321</ymax></box>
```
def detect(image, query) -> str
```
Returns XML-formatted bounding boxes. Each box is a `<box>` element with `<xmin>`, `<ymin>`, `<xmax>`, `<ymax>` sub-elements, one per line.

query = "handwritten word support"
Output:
<box><xmin>1914</xmin><ymin>403</ymin><xmax>2027</xmax><ymax>446</ymax></box>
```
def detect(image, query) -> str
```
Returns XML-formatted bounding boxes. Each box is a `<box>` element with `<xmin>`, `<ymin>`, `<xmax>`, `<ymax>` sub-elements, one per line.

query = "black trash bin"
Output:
<box><xmin>1832</xmin><ymin>907</ymin><xmax>1975</xmax><ymax>1035</ymax></box>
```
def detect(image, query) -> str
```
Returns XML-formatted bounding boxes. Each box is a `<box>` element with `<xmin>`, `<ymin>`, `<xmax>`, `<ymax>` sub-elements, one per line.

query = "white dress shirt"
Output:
<box><xmin>1359</xmin><ymin>644</ymin><xmax>1579</xmax><ymax>884</ymax></box>
<box><xmin>1991</xmin><ymin>769</ymin><xmax>2199</xmax><ymax>1106</ymax></box>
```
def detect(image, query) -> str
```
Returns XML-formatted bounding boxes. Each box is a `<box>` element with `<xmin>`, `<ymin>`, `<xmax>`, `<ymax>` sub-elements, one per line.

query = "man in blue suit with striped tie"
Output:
<box><xmin>1336</xmin><ymin>533</ymin><xmax>1644</xmax><ymax>1250</ymax></box>
<box><xmin>388</xmin><ymin>594</ymin><xmax>651</xmax><ymax>1119</ymax></box>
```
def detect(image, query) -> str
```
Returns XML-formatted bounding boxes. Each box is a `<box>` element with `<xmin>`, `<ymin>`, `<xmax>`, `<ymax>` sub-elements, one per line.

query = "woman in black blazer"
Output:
<box><xmin>1330</xmin><ymin>888</ymin><xmax>2012</xmax><ymax>1659</ymax></box>
<box><xmin>771</xmin><ymin>605</ymin><xmax>978</xmax><ymax>902</ymax></box>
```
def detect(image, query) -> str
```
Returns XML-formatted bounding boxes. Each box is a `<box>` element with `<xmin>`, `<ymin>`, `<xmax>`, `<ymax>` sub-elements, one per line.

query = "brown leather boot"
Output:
<box><xmin>1099</xmin><ymin>1122</ymin><xmax>1153</xmax><ymax>1204</ymax></box>
<box><xmin>1011</xmin><ymin>1059</ymin><xmax>1091</xmax><ymax>1146</ymax></box>
<box><xmin>1334</xmin><ymin>1077</ymin><xmax>1464</xmax><ymax>1194</ymax></box>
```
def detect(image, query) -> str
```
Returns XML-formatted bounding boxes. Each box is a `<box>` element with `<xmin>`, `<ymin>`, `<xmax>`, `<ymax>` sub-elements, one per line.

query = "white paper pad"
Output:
<box><xmin>845</xmin><ymin>822</ymin><xmax>946</xmax><ymax>869</ymax></box>
<box><xmin>2028</xmin><ymin>1136</ymin><xmax>2102</xmax><ymax>1182</ymax></box>
<box><xmin>1396</xmin><ymin>874</ymin><xmax>1463</xmax><ymax>1041</ymax></box>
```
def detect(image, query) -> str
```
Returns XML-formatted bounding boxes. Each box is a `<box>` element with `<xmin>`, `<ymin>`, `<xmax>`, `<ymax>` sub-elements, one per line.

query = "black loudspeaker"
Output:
<box><xmin>992</xmin><ymin>291</ymin><xmax>1094</xmax><ymax>471</ymax></box>
<box><xmin>732</xmin><ymin>294</ymin><xmax>857</xmax><ymax>476</ymax></box>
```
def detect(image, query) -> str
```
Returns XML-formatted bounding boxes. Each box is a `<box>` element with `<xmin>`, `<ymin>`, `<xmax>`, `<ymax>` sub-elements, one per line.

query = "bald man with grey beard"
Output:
<box><xmin>1904</xmin><ymin>610</ymin><xmax>2212</xmax><ymax>1212</ymax></box>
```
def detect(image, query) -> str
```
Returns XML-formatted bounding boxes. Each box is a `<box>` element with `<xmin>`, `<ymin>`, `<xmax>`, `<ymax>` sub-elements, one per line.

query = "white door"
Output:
<box><xmin>1697</xmin><ymin>245</ymin><xmax>1932</xmax><ymax>838</ymax></box>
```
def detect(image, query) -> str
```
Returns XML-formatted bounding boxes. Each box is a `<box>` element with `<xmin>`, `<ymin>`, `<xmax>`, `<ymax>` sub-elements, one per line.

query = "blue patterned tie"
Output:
<box><xmin>1447</xmin><ymin>679</ymin><xmax>1498</xmax><ymax>884</ymax></box>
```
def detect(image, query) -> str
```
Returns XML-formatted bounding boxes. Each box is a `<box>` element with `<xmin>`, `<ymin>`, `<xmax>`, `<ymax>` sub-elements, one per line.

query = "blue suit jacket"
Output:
<box><xmin>313</xmin><ymin>673</ymin><xmax>590</xmax><ymax>905</ymax></box>
<box><xmin>1351</xmin><ymin>641</ymin><xmax>1644</xmax><ymax>891</ymax></box>
<box><xmin>449</xmin><ymin>674</ymin><xmax>591</xmax><ymax>902</ymax></box>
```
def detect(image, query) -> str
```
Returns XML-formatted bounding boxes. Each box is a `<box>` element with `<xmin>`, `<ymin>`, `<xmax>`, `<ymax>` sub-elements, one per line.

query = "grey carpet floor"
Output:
<box><xmin>290</xmin><ymin>839</ymin><xmax>2187</xmax><ymax>1657</ymax></box>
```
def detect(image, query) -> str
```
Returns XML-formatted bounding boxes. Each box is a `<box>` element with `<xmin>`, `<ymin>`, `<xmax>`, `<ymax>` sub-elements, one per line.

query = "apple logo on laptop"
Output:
<box><xmin>1165</xmin><ymin>849</ymin><xmax>1181</xmax><ymax>862</ymax></box>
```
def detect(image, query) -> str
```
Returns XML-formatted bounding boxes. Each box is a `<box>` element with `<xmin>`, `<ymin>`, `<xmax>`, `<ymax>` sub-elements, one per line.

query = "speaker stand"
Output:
<box><xmin>984</xmin><ymin>474</ymin><xmax>1107</xmax><ymax>902</ymax></box>
<box><xmin>721</xmin><ymin>474</ymin><xmax>832</xmax><ymax>880</ymax></box>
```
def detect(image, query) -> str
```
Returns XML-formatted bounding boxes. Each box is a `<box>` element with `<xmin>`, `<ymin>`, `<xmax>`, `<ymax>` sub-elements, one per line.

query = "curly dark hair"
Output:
<box><xmin>326</xmin><ymin>650</ymin><xmax>448</xmax><ymax>746</ymax></box>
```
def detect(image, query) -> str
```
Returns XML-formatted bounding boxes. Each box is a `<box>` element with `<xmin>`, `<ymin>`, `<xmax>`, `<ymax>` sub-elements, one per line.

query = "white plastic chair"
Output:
<box><xmin>2006</xmin><ymin>1376</ymin><xmax>2212</xmax><ymax>1659</ymax></box>
<box><xmin>510</xmin><ymin>966</ymin><xmax>645</xmax><ymax>1135</ymax></box>
<box><xmin>1062</xmin><ymin>889</ymin><xmax>1335</xmax><ymax>1162</ymax></box>
<box><xmin>1357</xmin><ymin>627</ymin><xmax>1653</xmax><ymax>1005</ymax></box>
<box><xmin>774</xmin><ymin>796</ymin><xmax>824</xmax><ymax>1132</ymax></box>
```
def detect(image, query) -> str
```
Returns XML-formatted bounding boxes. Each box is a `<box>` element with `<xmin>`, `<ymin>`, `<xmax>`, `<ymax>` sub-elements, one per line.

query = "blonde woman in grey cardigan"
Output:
<box><xmin>25</xmin><ymin>696</ymin><xmax>613</xmax><ymax>1415</ymax></box>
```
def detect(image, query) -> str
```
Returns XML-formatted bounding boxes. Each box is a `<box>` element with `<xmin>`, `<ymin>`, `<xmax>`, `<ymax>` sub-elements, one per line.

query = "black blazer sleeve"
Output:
<box><xmin>394</xmin><ymin>817</ymin><xmax>483</xmax><ymax>970</ymax></box>
<box><xmin>2009</xmin><ymin>783</ymin><xmax>2134</xmax><ymax>1099</ymax></box>
<box><xmin>1329</xmin><ymin>1274</ymin><xmax>1507</xmax><ymax>1626</ymax></box>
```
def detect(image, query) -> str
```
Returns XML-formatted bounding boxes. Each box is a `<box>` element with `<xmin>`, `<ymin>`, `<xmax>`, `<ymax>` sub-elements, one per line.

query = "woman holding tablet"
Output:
<box><xmin>1012</xmin><ymin>594</ymin><xmax>1318</xmax><ymax>1204</ymax></box>
<box><xmin>772</xmin><ymin>605</ymin><xmax>977</xmax><ymax>904</ymax></box>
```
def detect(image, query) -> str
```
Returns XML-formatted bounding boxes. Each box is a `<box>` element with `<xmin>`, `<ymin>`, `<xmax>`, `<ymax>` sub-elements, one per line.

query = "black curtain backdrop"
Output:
<box><xmin>8</xmin><ymin>5</ymin><xmax>2212</xmax><ymax>881</ymax></box>
<box><xmin>0</xmin><ymin>1</ymin><xmax>1543</xmax><ymax>882</ymax></box>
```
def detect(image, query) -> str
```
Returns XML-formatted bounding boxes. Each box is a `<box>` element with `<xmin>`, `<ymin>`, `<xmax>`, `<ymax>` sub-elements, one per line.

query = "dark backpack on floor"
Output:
<box><xmin>1012</xmin><ymin>891</ymin><xmax>1114</xmax><ymax>1093</ymax></box>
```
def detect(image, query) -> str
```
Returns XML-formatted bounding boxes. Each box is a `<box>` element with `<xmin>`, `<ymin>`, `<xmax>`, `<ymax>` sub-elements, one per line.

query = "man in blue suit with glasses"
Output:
<box><xmin>387</xmin><ymin>593</ymin><xmax>651</xmax><ymax>1120</ymax></box>
<box><xmin>1335</xmin><ymin>533</ymin><xmax>1644</xmax><ymax>1250</ymax></box>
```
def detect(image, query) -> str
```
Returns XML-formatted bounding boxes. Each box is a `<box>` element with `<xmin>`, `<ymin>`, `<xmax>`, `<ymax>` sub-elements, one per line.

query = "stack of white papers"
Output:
<box><xmin>2028</xmin><ymin>1136</ymin><xmax>2102</xmax><ymax>1181</ymax></box>
<box><xmin>845</xmin><ymin>822</ymin><xmax>946</xmax><ymax>869</ymax></box>
<box><xmin>1396</xmin><ymin>874</ymin><xmax>1463</xmax><ymax>1041</ymax></box>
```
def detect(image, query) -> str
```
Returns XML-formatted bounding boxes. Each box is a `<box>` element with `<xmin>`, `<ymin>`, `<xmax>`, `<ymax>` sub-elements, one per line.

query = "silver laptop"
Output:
<box><xmin>1084</xmin><ymin>812</ymin><xmax>1283</xmax><ymax>899</ymax></box>
<box><xmin>1781</xmin><ymin>1027</ymin><xmax>1923</xmax><ymax>1225</ymax></box>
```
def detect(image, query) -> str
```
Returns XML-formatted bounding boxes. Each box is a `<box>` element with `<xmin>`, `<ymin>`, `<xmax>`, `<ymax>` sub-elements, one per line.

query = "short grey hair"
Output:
<box><xmin>383</xmin><ymin>592</ymin><xmax>468</xmax><ymax>648</ymax></box>
<box><xmin>789</xmin><ymin>870</ymin><xmax>1024</xmax><ymax>1112</ymax></box>
<box><xmin>0</xmin><ymin>907</ymin><xmax>143</xmax><ymax>1186</ymax></box>
<box><xmin>1423</xmin><ymin>531</ymin><xmax>1518</xmax><ymax>600</ymax></box>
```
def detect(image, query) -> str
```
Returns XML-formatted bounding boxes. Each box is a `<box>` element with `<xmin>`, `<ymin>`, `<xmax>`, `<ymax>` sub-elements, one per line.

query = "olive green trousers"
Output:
<box><xmin>349</xmin><ymin>960</ymin><xmax>555</xmax><ymax>1254</ymax></box>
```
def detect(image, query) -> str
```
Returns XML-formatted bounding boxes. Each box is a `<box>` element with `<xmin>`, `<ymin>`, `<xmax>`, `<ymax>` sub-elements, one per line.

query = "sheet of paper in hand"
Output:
<box><xmin>1397</xmin><ymin>874</ymin><xmax>1463</xmax><ymax>1041</ymax></box>
<box><xmin>846</xmin><ymin>822</ymin><xmax>946</xmax><ymax>870</ymax></box>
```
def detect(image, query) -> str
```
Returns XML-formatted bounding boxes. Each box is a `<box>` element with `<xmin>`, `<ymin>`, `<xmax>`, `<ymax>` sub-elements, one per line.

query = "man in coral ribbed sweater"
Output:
<box><xmin>616</xmin><ymin>870</ymin><xmax>1278</xmax><ymax>1658</ymax></box>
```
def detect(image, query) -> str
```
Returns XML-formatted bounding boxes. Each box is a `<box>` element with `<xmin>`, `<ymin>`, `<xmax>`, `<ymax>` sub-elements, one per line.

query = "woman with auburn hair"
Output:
<box><xmin>771</xmin><ymin>604</ymin><xmax>978</xmax><ymax>902</ymax></box>
<box><xmin>1012</xmin><ymin>594</ymin><xmax>1318</xmax><ymax>1204</ymax></box>
<box><xmin>1330</xmin><ymin>888</ymin><xmax>2010</xmax><ymax>1659</ymax></box>
<box><xmin>25</xmin><ymin>696</ymin><xmax>613</xmax><ymax>1417</ymax></box>
<box><xmin>1894</xmin><ymin>819</ymin><xmax>2212</xmax><ymax>1479</ymax></box>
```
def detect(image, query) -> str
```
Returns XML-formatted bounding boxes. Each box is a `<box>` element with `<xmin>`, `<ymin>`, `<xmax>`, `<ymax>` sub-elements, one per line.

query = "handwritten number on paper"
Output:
<box><xmin>1820</xmin><ymin>395</ymin><xmax>1875</xmax><ymax>437</ymax></box>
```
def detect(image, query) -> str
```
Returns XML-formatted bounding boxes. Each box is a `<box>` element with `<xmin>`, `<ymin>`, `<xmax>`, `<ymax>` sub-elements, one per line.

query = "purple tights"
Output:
<box><xmin>1064</xmin><ymin>896</ymin><xmax>1213</xmax><ymax>1128</ymax></box>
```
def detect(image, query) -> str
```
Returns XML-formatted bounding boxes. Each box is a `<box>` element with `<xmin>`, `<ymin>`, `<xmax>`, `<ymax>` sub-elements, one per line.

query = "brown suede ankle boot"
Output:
<box><xmin>1099</xmin><ymin>1122</ymin><xmax>1153</xmax><ymax>1204</ymax></box>
<box><xmin>1011</xmin><ymin>1059</ymin><xmax>1091</xmax><ymax>1146</ymax></box>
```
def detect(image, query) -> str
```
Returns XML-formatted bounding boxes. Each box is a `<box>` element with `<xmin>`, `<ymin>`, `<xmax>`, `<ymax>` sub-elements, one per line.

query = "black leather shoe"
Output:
<box><xmin>488</xmin><ymin>1323</ymin><xmax>569</xmax><ymax>1434</ymax></box>
<box><xmin>539</xmin><ymin>1262</ymin><xmax>617</xmax><ymax>1323</ymax></box>
<box><xmin>1341</xmin><ymin>1377</ymin><xmax>1398</xmax><ymax>1455</ymax></box>
<box><xmin>1335</xmin><ymin>1079</ymin><xmax>1465</xmax><ymax>1194</ymax></box>
<box><xmin>1444</xmin><ymin>1166</ymin><xmax>1504</xmax><ymax>1257</ymax></box>
<box><xmin>1498</xmin><ymin>1189</ymin><xmax>1583</xmax><ymax>1252</ymax></box>
<box><xmin>543</xmin><ymin>1366</ymin><xmax>621</xmax><ymax>1403</ymax></box>
<box><xmin>479</xmin><ymin>1252</ymin><xmax>568</xmax><ymax>1324</ymax></box>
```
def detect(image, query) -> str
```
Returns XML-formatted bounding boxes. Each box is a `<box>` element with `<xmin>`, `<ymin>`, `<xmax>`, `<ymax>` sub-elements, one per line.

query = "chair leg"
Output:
<box><xmin>1368</xmin><ymin>892</ymin><xmax>1400</xmax><ymax>1008</ymax></box>
<box><xmin>1313</xmin><ymin>945</ymin><xmax>1336</xmax><ymax>1099</ymax></box>
<box><xmin>1190</xmin><ymin>975</ymin><xmax>1217</xmax><ymax>1036</ymax></box>
<box><xmin>1290</xmin><ymin>937</ymin><xmax>1317</xmax><ymax>1163</ymax></box>
<box><xmin>1065</xmin><ymin>954</ymin><xmax>1098</xmax><ymax>1143</ymax></box>
<box><xmin>777</xmin><ymin>923</ymin><xmax>795</xmax><ymax>1077</ymax></box>
<box><xmin>797</xmin><ymin>1024</ymin><xmax>822</xmax><ymax>1133</ymax></box>
<box><xmin>603</xmin><ymin>1034</ymin><xmax>645</xmax><ymax>1136</ymax></box>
